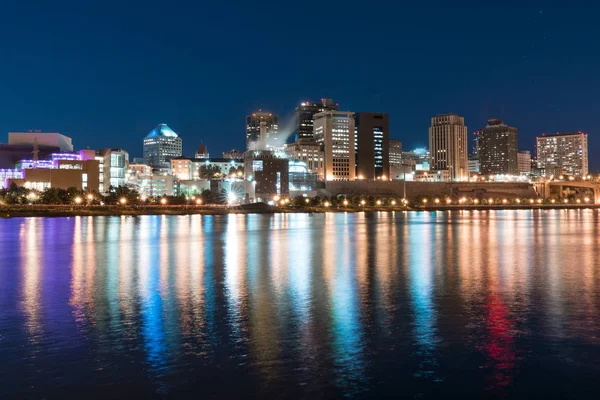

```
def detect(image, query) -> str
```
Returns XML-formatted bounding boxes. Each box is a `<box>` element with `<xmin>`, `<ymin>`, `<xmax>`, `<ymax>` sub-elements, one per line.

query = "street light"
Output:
<box><xmin>196</xmin><ymin>198</ymin><xmax>202</xmax><ymax>205</ymax></box>
<box><xmin>343</xmin><ymin>200</ymin><xmax>349</xmax><ymax>206</ymax></box>
<box><xmin>74</xmin><ymin>196</ymin><xmax>82</xmax><ymax>205</ymax></box>
<box><xmin>86</xmin><ymin>194</ymin><xmax>93</xmax><ymax>201</ymax></box>
<box><xmin>324</xmin><ymin>201</ymin><xmax>330</xmax><ymax>207</ymax></box>
<box><xmin>160</xmin><ymin>198</ymin><xmax>167</xmax><ymax>205</ymax></box>
<box><xmin>376</xmin><ymin>200</ymin><xmax>382</xmax><ymax>206</ymax></box>
<box><xmin>120</xmin><ymin>197</ymin><xmax>127</xmax><ymax>205</ymax></box>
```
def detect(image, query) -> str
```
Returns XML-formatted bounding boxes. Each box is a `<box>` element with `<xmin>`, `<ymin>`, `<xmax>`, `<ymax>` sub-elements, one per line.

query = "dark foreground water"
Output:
<box><xmin>1</xmin><ymin>211</ymin><xmax>599</xmax><ymax>399</ymax></box>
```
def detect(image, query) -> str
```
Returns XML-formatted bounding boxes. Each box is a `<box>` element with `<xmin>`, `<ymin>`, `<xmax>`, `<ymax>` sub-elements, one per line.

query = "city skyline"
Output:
<box><xmin>0</xmin><ymin>2</ymin><xmax>598</xmax><ymax>168</ymax></box>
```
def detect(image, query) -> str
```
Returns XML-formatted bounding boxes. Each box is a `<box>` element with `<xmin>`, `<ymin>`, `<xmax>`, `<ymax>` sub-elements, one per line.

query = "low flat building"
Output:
<box><xmin>7</xmin><ymin>159</ymin><xmax>100</xmax><ymax>191</ymax></box>
<box><xmin>284</xmin><ymin>139</ymin><xmax>324</xmax><ymax>179</ymax></box>
<box><xmin>9</xmin><ymin>131</ymin><xmax>73</xmax><ymax>152</ymax></box>
<box><xmin>138</xmin><ymin>175</ymin><xmax>176</xmax><ymax>197</ymax></box>
<box><xmin>414</xmin><ymin>170</ymin><xmax>450</xmax><ymax>182</ymax></box>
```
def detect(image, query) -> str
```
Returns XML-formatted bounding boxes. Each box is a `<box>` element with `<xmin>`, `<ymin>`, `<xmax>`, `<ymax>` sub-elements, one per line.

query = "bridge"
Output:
<box><xmin>534</xmin><ymin>181</ymin><xmax>600</xmax><ymax>201</ymax></box>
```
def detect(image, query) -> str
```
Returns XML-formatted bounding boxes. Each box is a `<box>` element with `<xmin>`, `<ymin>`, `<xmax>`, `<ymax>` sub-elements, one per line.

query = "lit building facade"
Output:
<box><xmin>314</xmin><ymin>111</ymin><xmax>355</xmax><ymax>181</ymax></box>
<box><xmin>429</xmin><ymin>113</ymin><xmax>468</xmax><ymax>181</ymax></box>
<box><xmin>99</xmin><ymin>148</ymin><xmax>129</xmax><ymax>191</ymax></box>
<box><xmin>389</xmin><ymin>139</ymin><xmax>402</xmax><ymax>169</ymax></box>
<box><xmin>171</xmin><ymin>157</ymin><xmax>244</xmax><ymax>181</ymax></box>
<box><xmin>246</xmin><ymin>111</ymin><xmax>279</xmax><ymax>150</ymax></box>
<box><xmin>143</xmin><ymin>123</ymin><xmax>182</xmax><ymax>170</ymax></box>
<box><xmin>138</xmin><ymin>174</ymin><xmax>176</xmax><ymax>197</ymax></box>
<box><xmin>536</xmin><ymin>132</ymin><xmax>588</xmax><ymax>176</ymax></box>
<box><xmin>354</xmin><ymin>112</ymin><xmax>389</xmax><ymax>180</ymax></box>
<box><xmin>284</xmin><ymin>139</ymin><xmax>324</xmax><ymax>179</ymax></box>
<box><xmin>295</xmin><ymin>98</ymin><xmax>338</xmax><ymax>140</ymax></box>
<box><xmin>477</xmin><ymin>119</ymin><xmax>518</xmax><ymax>175</ymax></box>
<box><xmin>517</xmin><ymin>150</ymin><xmax>531</xmax><ymax>175</ymax></box>
<box><xmin>7</xmin><ymin>159</ymin><xmax>100</xmax><ymax>191</ymax></box>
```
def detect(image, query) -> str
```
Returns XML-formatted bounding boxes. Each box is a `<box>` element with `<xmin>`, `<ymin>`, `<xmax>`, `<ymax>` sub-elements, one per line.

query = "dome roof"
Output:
<box><xmin>146</xmin><ymin>123</ymin><xmax>179</xmax><ymax>139</ymax></box>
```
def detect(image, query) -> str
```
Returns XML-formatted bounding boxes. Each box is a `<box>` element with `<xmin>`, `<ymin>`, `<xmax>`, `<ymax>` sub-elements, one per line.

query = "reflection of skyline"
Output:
<box><xmin>2</xmin><ymin>211</ymin><xmax>600</xmax><ymax>397</ymax></box>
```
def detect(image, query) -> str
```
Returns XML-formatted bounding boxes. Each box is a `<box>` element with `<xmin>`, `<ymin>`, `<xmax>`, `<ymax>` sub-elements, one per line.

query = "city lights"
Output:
<box><xmin>74</xmin><ymin>196</ymin><xmax>82</xmax><ymax>204</ymax></box>
<box><xmin>196</xmin><ymin>198</ymin><xmax>202</xmax><ymax>205</ymax></box>
<box><xmin>119</xmin><ymin>197</ymin><xmax>127</xmax><ymax>205</ymax></box>
<box><xmin>160</xmin><ymin>198</ymin><xmax>167</xmax><ymax>205</ymax></box>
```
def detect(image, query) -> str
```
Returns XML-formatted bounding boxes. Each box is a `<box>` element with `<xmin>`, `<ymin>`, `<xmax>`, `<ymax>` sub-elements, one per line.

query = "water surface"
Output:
<box><xmin>1</xmin><ymin>211</ymin><xmax>599</xmax><ymax>398</ymax></box>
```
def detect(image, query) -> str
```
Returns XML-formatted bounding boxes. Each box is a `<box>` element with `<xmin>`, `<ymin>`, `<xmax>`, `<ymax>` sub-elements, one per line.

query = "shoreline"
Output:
<box><xmin>1</xmin><ymin>204</ymin><xmax>599</xmax><ymax>218</ymax></box>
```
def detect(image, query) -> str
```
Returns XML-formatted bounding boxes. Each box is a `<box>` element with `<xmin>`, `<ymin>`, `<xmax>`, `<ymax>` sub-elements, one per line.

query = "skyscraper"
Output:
<box><xmin>143</xmin><ymin>123</ymin><xmax>182</xmax><ymax>170</ymax></box>
<box><xmin>314</xmin><ymin>111</ymin><xmax>355</xmax><ymax>181</ymax></box>
<box><xmin>477</xmin><ymin>118</ymin><xmax>518</xmax><ymax>176</ymax></box>
<box><xmin>536</xmin><ymin>132</ymin><xmax>588</xmax><ymax>176</ymax></box>
<box><xmin>246</xmin><ymin>111</ymin><xmax>279</xmax><ymax>150</ymax></box>
<box><xmin>429</xmin><ymin>113</ymin><xmax>468</xmax><ymax>181</ymax></box>
<box><xmin>354</xmin><ymin>112</ymin><xmax>389</xmax><ymax>180</ymax></box>
<box><xmin>295</xmin><ymin>98</ymin><xmax>338</xmax><ymax>140</ymax></box>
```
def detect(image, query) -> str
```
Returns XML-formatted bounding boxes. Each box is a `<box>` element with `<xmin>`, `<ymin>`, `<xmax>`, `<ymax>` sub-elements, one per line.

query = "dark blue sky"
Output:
<box><xmin>1</xmin><ymin>1</ymin><xmax>599</xmax><ymax>168</ymax></box>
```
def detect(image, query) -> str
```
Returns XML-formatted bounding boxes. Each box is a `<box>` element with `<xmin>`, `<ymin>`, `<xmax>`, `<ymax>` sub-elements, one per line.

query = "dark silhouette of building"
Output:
<box><xmin>295</xmin><ymin>98</ymin><xmax>338</xmax><ymax>141</ymax></box>
<box><xmin>244</xmin><ymin>151</ymin><xmax>289</xmax><ymax>202</ymax></box>
<box><xmin>354</xmin><ymin>112</ymin><xmax>389</xmax><ymax>180</ymax></box>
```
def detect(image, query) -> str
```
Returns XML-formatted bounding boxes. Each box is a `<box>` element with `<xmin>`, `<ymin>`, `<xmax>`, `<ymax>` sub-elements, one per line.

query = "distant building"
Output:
<box><xmin>354</xmin><ymin>112</ymin><xmax>389</xmax><ymax>180</ymax></box>
<box><xmin>244</xmin><ymin>150</ymin><xmax>289</xmax><ymax>202</ymax></box>
<box><xmin>284</xmin><ymin>139</ymin><xmax>324</xmax><ymax>179</ymax></box>
<box><xmin>99</xmin><ymin>148</ymin><xmax>129</xmax><ymax>191</ymax></box>
<box><xmin>295</xmin><ymin>98</ymin><xmax>338</xmax><ymax>140</ymax></box>
<box><xmin>195</xmin><ymin>143</ymin><xmax>209</xmax><ymax>159</ymax></box>
<box><xmin>223</xmin><ymin>149</ymin><xmax>245</xmax><ymax>160</ymax></box>
<box><xmin>477</xmin><ymin>119</ymin><xmax>518</xmax><ymax>176</ymax></box>
<box><xmin>9</xmin><ymin>131</ymin><xmax>73</xmax><ymax>152</ymax></box>
<box><xmin>536</xmin><ymin>132</ymin><xmax>588</xmax><ymax>176</ymax></box>
<box><xmin>517</xmin><ymin>151</ymin><xmax>531</xmax><ymax>175</ymax></box>
<box><xmin>143</xmin><ymin>123</ymin><xmax>182</xmax><ymax>170</ymax></box>
<box><xmin>314</xmin><ymin>111</ymin><xmax>355</xmax><ymax>181</ymax></box>
<box><xmin>402</xmin><ymin>148</ymin><xmax>430</xmax><ymax>171</ymax></box>
<box><xmin>413</xmin><ymin>170</ymin><xmax>450</xmax><ymax>182</ymax></box>
<box><xmin>468</xmin><ymin>156</ymin><xmax>480</xmax><ymax>174</ymax></box>
<box><xmin>138</xmin><ymin>174</ymin><xmax>177</xmax><ymax>197</ymax></box>
<box><xmin>246</xmin><ymin>111</ymin><xmax>279</xmax><ymax>150</ymax></box>
<box><xmin>171</xmin><ymin>157</ymin><xmax>244</xmax><ymax>180</ymax></box>
<box><xmin>389</xmin><ymin>139</ymin><xmax>402</xmax><ymax>169</ymax></box>
<box><xmin>429</xmin><ymin>113</ymin><xmax>468</xmax><ymax>181</ymax></box>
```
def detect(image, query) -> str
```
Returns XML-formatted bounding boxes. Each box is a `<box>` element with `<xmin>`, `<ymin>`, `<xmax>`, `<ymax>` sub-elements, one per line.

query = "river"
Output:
<box><xmin>1</xmin><ymin>211</ymin><xmax>599</xmax><ymax>398</ymax></box>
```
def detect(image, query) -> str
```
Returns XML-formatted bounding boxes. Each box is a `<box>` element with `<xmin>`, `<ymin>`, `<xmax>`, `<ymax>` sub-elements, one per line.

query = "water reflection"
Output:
<box><xmin>1</xmin><ymin>211</ymin><xmax>600</xmax><ymax>398</ymax></box>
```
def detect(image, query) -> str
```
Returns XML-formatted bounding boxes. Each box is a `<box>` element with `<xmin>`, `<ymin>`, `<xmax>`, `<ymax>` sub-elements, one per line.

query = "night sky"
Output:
<box><xmin>1</xmin><ymin>1</ymin><xmax>598</xmax><ymax>168</ymax></box>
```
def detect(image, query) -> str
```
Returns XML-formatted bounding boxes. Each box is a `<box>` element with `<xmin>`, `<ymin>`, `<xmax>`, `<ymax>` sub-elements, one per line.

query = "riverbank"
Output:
<box><xmin>1</xmin><ymin>203</ymin><xmax>599</xmax><ymax>218</ymax></box>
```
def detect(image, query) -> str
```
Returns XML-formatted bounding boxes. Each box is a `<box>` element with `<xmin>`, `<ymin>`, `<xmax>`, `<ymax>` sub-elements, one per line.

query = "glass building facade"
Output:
<box><xmin>143</xmin><ymin>124</ymin><xmax>183</xmax><ymax>170</ymax></box>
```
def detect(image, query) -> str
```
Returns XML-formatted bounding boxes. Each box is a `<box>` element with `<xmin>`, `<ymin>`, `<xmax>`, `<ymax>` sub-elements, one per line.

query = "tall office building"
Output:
<box><xmin>429</xmin><ymin>113</ymin><xmax>468</xmax><ymax>181</ymax></box>
<box><xmin>536</xmin><ymin>132</ymin><xmax>588</xmax><ymax>176</ymax></box>
<box><xmin>477</xmin><ymin>118</ymin><xmax>518</xmax><ymax>175</ymax></box>
<box><xmin>354</xmin><ymin>112</ymin><xmax>389</xmax><ymax>180</ymax></box>
<box><xmin>246</xmin><ymin>111</ymin><xmax>279</xmax><ymax>150</ymax></box>
<box><xmin>143</xmin><ymin>123</ymin><xmax>182</xmax><ymax>170</ymax></box>
<box><xmin>295</xmin><ymin>98</ymin><xmax>338</xmax><ymax>140</ymax></box>
<box><xmin>314</xmin><ymin>111</ymin><xmax>355</xmax><ymax>181</ymax></box>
